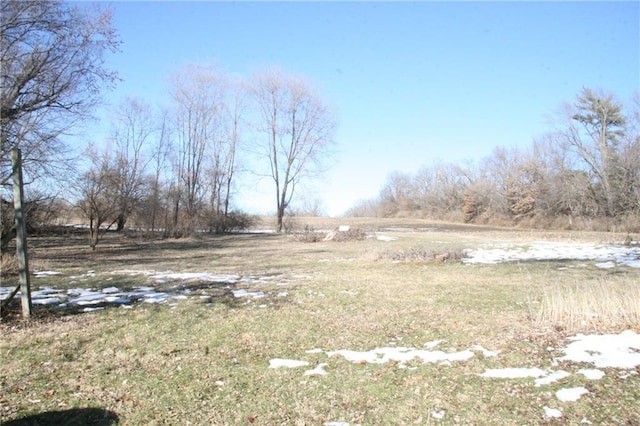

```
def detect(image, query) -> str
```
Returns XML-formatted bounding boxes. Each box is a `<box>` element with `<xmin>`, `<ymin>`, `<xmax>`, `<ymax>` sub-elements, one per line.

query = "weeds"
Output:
<box><xmin>375</xmin><ymin>245</ymin><xmax>466</xmax><ymax>263</ymax></box>
<box><xmin>531</xmin><ymin>276</ymin><xmax>640</xmax><ymax>333</ymax></box>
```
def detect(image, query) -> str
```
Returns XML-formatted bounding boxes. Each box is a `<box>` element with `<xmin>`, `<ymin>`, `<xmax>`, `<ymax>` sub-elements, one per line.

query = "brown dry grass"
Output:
<box><xmin>1</xmin><ymin>218</ymin><xmax>639</xmax><ymax>424</ymax></box>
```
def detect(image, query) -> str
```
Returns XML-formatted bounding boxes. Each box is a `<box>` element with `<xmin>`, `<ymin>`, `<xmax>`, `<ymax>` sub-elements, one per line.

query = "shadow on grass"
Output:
<box><xmin>4</xmin><ymin>407</ymin><xmax>118</xmax><ymax>425</ymax></box>
<box><xmin>27</xmin><ymin>232</ymin><xmax>286</xmax><ymax>270</ymax></box>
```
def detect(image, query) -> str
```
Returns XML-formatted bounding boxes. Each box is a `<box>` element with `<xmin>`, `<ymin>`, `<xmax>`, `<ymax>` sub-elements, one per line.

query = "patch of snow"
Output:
<box><xmin>268</xmin><ymin>358</ymin><xmax>310</xmax><ymax>369</ymax></box>
<box><xmin>543</xmin><ymin>406</ymin><xmax>563</xmax><ymax>419</ymax></box>
<box><xmin>424</xmin><ymin>340</ymin><xmax>444</xmax><ymax>349</ymax></box>
<box><xmin>535</xmin><ymin>370</ymin><xmax>571</xmax><ymax>387</ymax></box>
<box><xmin>150</xmin><ymin>272</ymin><xmax>240</xmax><ymax>283</ymax></box>
<box><xmin>33</xmin><ymin>271</ymin><xmax>62</xmax><ymax>277</ymax></box>
<box><xmin>479</xmin><ymin>367</ymin><xmax>547</xmax><ymax>379</ymax></box>
<box><xmin>578</xmin><ymin>369</ymin><xmax>605</xmax><ymax>380</ymax></box>
<box><xmin>304</xmin><ymin>363</ymin><xmax>329</xmax><ymax>376</ymax></box>
<box><xmin>556</xmin><ymin>386</ymin><xmax>589</xmax><ymax>402</ymax></box>
<box><xmin>306</xmin><ymin>348</ymin><xmax>324</xmax><ymax>354</ymax></box>
<box><xmin>619</xmin><ymin>370</ymin><xmax>638</xmax><ymax>379</ymax></box>
<box><xmin>463</xmin><ymin>241</ymin><xmax>640</xmax><ymax>268</ymax></box>
<box><xmin>328</xmin><ymin>346</ymin><xmax>475</xmax><ymax>366</ymax></box>
<box><xmin>558</xmin><ymin>330</ymin><xmax>640</xmax><ymax>369</ymax></box>
<box><xmin>595</xmin><ymin>261</ymin><xmax>616</xmax><ymax>269</ymax></box>
<box><xmin>376</xmin><ymin>235</ymin><xmax>397</xmax><ymax>242</ymax></box>
<box><xmin>232</xmin><ymin>289</ymin><xmax>265</xmax><ymax>299</ymax></box>
<box><xmin>431</xmin><ymin>410</ymin><xmax>445</xmax><ymax>419</ymax></box>
<box><xmin>32</xmin><ymin>297</ymin><xmax>64</xmax><ymax>305</ymax></box>
<box><xmin>469</xmin><ymin>344</ymin><xmax>501</xmax><ymax>357</ymax></box>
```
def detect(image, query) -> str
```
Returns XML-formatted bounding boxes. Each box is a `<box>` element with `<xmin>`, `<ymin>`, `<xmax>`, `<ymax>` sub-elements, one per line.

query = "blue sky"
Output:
<box><xmin>93</xmin><ymin>1</ymin><xmax>639</xmax><ymax>216</ymax></box>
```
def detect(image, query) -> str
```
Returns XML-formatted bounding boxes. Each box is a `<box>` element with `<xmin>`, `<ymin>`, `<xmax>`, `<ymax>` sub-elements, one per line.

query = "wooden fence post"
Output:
<box><xmin>12</xmin><ymin>148</ymin><xmax>32</xmax><ymax>319</ymax></box>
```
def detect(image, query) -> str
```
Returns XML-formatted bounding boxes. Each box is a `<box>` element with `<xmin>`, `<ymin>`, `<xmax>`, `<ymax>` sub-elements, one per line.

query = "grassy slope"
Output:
<box><xmin>1</xmin><ymin>219</ymin><xmax>639</xmax><ymax>424</ymax></box>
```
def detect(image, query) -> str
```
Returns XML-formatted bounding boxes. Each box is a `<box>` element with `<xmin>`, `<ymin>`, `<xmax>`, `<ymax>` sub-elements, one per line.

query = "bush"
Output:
<box><xmin>209</xmin><ymin>211</ymin><xmax>257</xmax><ymax>234</ymax></box>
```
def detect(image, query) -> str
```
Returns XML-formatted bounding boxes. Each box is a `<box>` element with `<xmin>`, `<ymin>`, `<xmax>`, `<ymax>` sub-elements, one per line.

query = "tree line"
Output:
<box><xmin>77</xmin><ymin>65</ymin><xmax>335</xmax><ymax>249</ymax></box>
<box><xmin>348</xmin><ymin>88</ymin><xmax>640</xmax><ymax>232</ymax></box>
<box><xmin>1</xmin><ymin>1</ymin><xmax>336</xmax><ymax>251</ymax></box>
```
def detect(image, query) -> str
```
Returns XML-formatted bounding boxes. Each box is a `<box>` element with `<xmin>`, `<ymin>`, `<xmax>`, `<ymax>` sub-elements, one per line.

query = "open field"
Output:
<box><xmin>1</xmin><ymin>218</ymin><xmax>639</xmax><ymax>425</ymax></box>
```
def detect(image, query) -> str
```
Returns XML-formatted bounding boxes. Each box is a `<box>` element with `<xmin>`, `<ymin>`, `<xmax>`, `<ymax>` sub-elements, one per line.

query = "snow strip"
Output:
<box><xmin>479</xmin><ymin>367</ymin><xmax>546</xmax><ymax>379</ymax></box>
<box><xmin>463</xmin><ymin>241</ymin><xmax>640</xmax><ymax>268</ymax></box>
<box><xmin>268</xmin><ymin>359</ymin><xmax>309</xmax><ymax>369</ymax></box>
<box><xmin>469</xmin><ymin>344</ymin><xmax>501</xmax><ymax>357</ymax></box>
<box><xmin>534</xmin><ymin>370</ymin><xmax>570</xmax><ymax>387</ymax></box>
<box><xmin>556</xmin><ymin>387</ymin><xmax>589</xmax><ymax>402</ymax></box>
<box><xmin>33</xmin><ymin>271</ymin><xmax>62</xmax><ymax>277</ymax></box>
<box><xmin>304</xmin><ymin>363</ymin><xmax>329</xmax><ymax>376</ymax></box>
<box><xmin>327</xmin><ymin>347</ymin><xmax>475</xmax><ymax>366</ymax></box>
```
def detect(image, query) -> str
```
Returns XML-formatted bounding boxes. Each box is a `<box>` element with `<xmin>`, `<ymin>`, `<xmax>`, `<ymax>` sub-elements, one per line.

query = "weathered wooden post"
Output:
<box><xmin>12</xmin><ymin>148</ymin><xmax>32</xmax><ymax>319</ymax></box>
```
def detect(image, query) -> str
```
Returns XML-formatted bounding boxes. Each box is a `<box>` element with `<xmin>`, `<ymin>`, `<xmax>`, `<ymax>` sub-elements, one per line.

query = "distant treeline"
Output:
<box><xmin>347</xmin><ymin>88</ymin><xmax>640</xmax><ymax>232</ymax></box>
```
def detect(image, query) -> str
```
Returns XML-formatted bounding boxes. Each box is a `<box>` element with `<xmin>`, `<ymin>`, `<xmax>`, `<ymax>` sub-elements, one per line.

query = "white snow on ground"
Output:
<box><xmin>556</xmin><ymin>387</ymin><xmax>589</xmax><ymax>402</ymax></box>
<box><xmin>534</xmin><ymin>370</ymin><xmax>571</xmax><ymax>387</ymax></box>
<box><xmin>231</xmin><ymin>289</ymin><xmax>265</xmax><ymax>298</ymax></box>
<box><xmin>327</xmin><ymin>346</ymin><xmax>475</xmax><ymax>367</ymax></box>
<box><xmin>479</xmin><ymin>367</ymin><xmax>547</xmax><ymax>379</ymax></box>
<box><xmin>557</xmin><ymin>330</ymin><xmax>640</xmax><ymax>369</ymax></box>
<box><xmin>0</xmin><ymin>269</ymin><xmax>287</xmax><ymax>310</ymax></box>
<box><xmin>376</xmin><ymin>235</ymin><xmax>397</xmax><ymax>242</ymax></box>
<box><xmin>579</xmin><ymin>369</ymin><xmax>605</xmax><ymax>380</ymax></box>
<box><xmin>268</xmin><ymin>359</ymin><xmax>310</xmax><ymax>369</ymax></box>
<box><xmin>150</xmin><ymin>272</ymin><xmax>240</xmax><ymax>283</ymax></box>
<box><xmin>424</xmin><ymin>339</ymin><xmax>444</xmax><ymax>349</ymax></box>
<box><xmin>33</xmin><ymin>271</ymin><xmax>62</xmax><ymax>277</ymax></box>
<box><xmin>543</xmin><ymin>406</ymin><xmax>563</xmax><ymax>419</ymax></box>
<box><xmin>304</xmin><ymin>363</ymin><xmax>329</xmax><ymax>376</ymax></box>
<box><xmin>431</xmin><ymin>410</ymin><xmax>445</xmax><ymax>419</ymax></box>
<box><xmin>469</xmin><ymin>344</ymin><xmax>501</xmax><ymax>358</ymax></box>
<box><xmin>281</xmin><ymin>332</ymin><xmax>635</xmax><ymax>423</ymax></box>
<box><xmin>463</xmin><ymin>241</ymin><xmax>640</xmax><ymax>268</ymax></box>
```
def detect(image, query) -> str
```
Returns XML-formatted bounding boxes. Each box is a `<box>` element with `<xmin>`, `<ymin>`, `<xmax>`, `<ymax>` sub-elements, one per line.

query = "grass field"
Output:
<box><xmin>1</xmin><ymin>218</ymin><xmax>639</xmax><ymax>425</ymax></box>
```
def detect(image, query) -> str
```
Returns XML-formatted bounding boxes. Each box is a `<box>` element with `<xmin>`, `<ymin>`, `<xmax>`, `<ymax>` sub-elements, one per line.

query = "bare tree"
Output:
<box><xmin>206</xmin><ymin>78</ymin><xmax>245</xmax><ymax>233</ymax></box>
<box><xmin>77</xmin><ymin>148</ymin><xmax>119</xmax><ymax>250</ymax></box>
<box><xmin>377</xmin><ymin>171</ymin><xmax>417</xmax><ymax>217</ymax></box>
<box><xmin>144</xmin><ymin>108</ymin><xmax>172</xmax><ymax>232</ymax></box>
<box><xmin>1</xmin><ymin>0</ymin><xmax>119</xmax><ymax>185</ymax></box>
<box><xmin>108</xmin><ymin>97</ymin><xmax>154</xmax><ymax>231</ymax></box>
<box><xmin>167</xmin><ymin>64</ymin><xmax>228</xmax><ymax>234</ymax></box>
<box><xmin>251</xmin><ymin>69</ymin><xmax>336</xmax><ymax>232</ymax></box>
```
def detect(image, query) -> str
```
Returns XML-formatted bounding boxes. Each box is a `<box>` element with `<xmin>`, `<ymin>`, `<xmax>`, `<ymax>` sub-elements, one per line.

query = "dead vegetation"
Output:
<box><xmin>1</xmin><ymin>219</ymin><xmax>639</xmax><ymax>424</ymax></box>
<box><xmin>530</xmin><ymin>276</ymin><xmax>640</xmax><ymax>333</ymax></box>
<box><xmin>373</xmin><ymin>246</ymin><xmax>466</xmax><ymax>263</ymax></box>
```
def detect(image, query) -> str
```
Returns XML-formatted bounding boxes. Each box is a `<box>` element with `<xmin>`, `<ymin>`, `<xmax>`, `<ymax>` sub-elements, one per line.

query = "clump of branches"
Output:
<box><xmin>291</xmin><ymin>226</ymin><xmax>368</xmax><ymax>243</ymax></box>
<box><xmin>208</xmin><ymin>211</ymin><xmax>257</xmax><ymax>234</ymax></box>
<box><xmin>327</xmin><ymin>228</ymin><xmax>367</xmax><ymax>242</ymax></box>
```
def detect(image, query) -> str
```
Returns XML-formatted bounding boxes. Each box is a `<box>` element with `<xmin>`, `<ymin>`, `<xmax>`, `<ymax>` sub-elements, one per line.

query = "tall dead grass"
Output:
<box><xmin>532</xmin><ymin>277</ymin><xmax>640</xmax><ymax>333</ymax></box>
